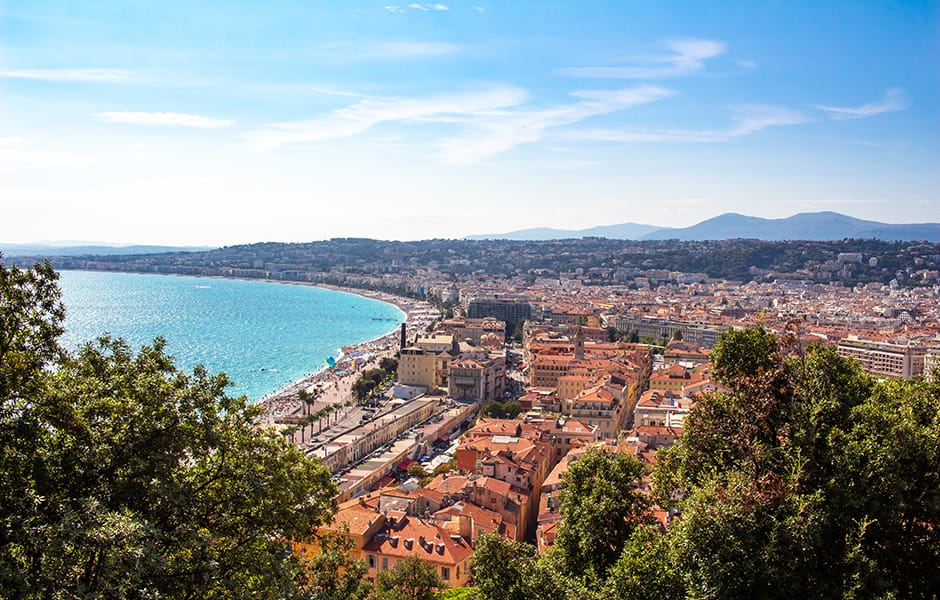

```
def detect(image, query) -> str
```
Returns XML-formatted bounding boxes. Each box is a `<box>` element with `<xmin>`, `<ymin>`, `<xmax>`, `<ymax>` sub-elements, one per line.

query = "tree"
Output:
<box><xmin>379</xmin><ymin>356</ymin><xmax>398</xmax><ymax>374</ymax></box>
<box><xmin>0</xmin><ymin>259</ymin><xmax>339</xmax><ymax>599</ymax></box>
<box><xmin>553</xmin><ymin>449</ymin><xmax>652</xmax><ymax>582</ymax></box>
<box><xmin>298</xmin><ymin>529</ymin><xmax>371</xmax><ymax>600</ymax></box>
<box><xmin>601</xmin><ymin>525</ymin><xmax>684</xmax><ymax>600</ymax></box>
<box><xmin>469</xmin><ymin>534</ymin><xmax>588</xmax><ymax>600</ymax></box>
<box><xmin>371</xmin><ymin>555</ymin><xmax>442</xmax><ymax>600</ymax></box>
<box><xmin>653</xmin><ymin>325</ymin><xmax>940</xmax><ymax>599</ymax></box>
<box><xmin>481</xmin><ymin>400</ymin><xmax>522</xmax><ymax>419</ymax></box>
<box><xmin>407</xmin><ymin>462</ymin><xmax>429</xmax><ymax>480</ymax></box>
<box><xmin>469</xmin><ymin>533</ymin><xmax>536</xmax><ymax>600</ymax></box>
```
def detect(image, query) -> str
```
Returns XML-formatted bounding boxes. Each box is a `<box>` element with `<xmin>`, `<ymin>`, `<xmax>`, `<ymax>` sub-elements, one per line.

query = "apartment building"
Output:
<box><xmin>836</xmin><ymin>336</ymin><xmax>926</xmax><ymax>379</ymax></box>
<box><xmin>467</xmin><ymin>296</ymin><xmax>532</xmax><ymax>333</ymax></box>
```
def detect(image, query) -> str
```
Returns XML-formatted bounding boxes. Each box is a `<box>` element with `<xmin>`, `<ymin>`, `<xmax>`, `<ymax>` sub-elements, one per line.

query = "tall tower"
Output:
<box><xmin>400</xmin><ymin>323</ymin><xmax>407</xmax><ymax>352</ymax></box>
<box><xmin>574</xmin><ymin>327</ymin><xmax>585</xmax><ymax>361</ymax></box>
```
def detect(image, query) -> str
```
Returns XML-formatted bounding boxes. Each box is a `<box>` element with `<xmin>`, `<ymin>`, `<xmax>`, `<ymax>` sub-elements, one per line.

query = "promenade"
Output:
<box><xmin>258</xmin><ymin>287</ymin><xmax>440</xmax><ymax>443</ymax></box>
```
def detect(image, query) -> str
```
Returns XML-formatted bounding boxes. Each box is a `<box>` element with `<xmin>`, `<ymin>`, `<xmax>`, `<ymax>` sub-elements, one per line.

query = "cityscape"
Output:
<box><xmin>2</xmin><ymin>0</ymin><xmax>938</xmax><ymax>597</ymax></box>
<box><xmin>7</xmin><ymin>231</ymin><xmax>939</xmax><ymax>595</ymax></box>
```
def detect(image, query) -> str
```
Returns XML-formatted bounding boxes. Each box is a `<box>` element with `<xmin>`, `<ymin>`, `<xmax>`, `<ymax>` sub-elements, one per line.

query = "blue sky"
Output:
<box><xmin>1</xmin><ymin>1</ymin><xmax>937</xmax><ymax>245</ymax></box>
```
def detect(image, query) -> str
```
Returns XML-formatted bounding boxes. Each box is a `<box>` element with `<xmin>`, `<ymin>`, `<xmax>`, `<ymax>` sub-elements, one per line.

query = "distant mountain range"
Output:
<box><xmin>467</xmin><ymin>212</ymin><xmax>940</xmax><ymax>242</ymax></box>
<box><xmin>1</xmin><ymin>243</ymin><xmax>216</xmax><ymax>257</ymax></box>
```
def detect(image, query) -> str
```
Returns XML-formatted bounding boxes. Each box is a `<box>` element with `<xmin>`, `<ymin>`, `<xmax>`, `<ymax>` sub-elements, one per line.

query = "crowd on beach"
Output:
<box><xmin>258</xmin><ymin>287</ymin><xmax>440</xmax><ymax>427</ymax></box>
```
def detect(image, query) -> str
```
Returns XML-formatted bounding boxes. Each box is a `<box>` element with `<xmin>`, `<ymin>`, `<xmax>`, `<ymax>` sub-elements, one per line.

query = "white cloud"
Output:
<box><xmin>0</xmin><ymin>68</ymin><xmax>134</xmax><ymax>83</ymax></box>
<box><xmin>436</xmin><ymin>85</ymin><xmax>674</xmax><ymax>163</ymax></box>
<box><xmin>246</xmin><ymin>84</ymin><xmax>673</xmax><ymax>162</ymax></box>
<box><xmin>95</xmin><ymin>112</ymin><xmax>234</xmax><ymax>128</ymax></box>
<box><xmin>387</xmin><ymin>3</ymin><xmax>448</xmax><ymax>11</ymax></box>
<box><xmin>474</xmin><ymin>6</ymin><xmax>486</xmax><ymax>13</ymax></box>
<box><xmin>409</xmin><ymin>3</ymin><xmax>448</xmax><ymax>10</ymax></box>
<box><xmin>726</xmin><ymin>104</ymin><xmax>808</xmax><ymax>135</ymax></box>
<box><xmin>561</xmin><ymin>38</ymin><xmax>726</xmax><ymax>79</ymax></box>
<box><xmin>566</xmin><ymin>104</ymin><xmax>808</xmax><ymax>143</ymax></box>
<box><xmin>814</xmin><ymin>88</ymin><xmax>907</xmax><ymax>120</ymax></box>
<box><xmin>245</xmin><ymin>86</ymin><xmax>529</xmax><ymax>150</ymax></box>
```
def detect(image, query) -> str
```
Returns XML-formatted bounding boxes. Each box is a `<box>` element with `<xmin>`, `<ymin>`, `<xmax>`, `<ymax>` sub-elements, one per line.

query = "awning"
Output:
<box><xmin>397</xmin><ymin>459</ymin><xmax>414</xmax><ymax>471</ymax></box>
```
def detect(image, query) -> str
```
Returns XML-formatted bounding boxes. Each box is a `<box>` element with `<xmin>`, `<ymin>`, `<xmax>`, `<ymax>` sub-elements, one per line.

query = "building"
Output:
<box><xmin>836</xmin><ymin>337</ymin><xmax>926</xmax><ymax>379</ymax></box>
<box><xmin>633</xmin><ymin>389</ymin><xmax>690</xmax><ymax>428</ymax></box>
<box><xmin>467</xmin><ymin>297</ymin><xmax>532</xmax><ymax>334</ymax></box>
<box><xmin>611</xmin><ymin>315</ymin><xmax>725</xmax><ymax>348</ymax></box>
<box><xmin>447</xmin><ymin>347</ymin><xmax>506</xmax><ymax>404</ymax></box>
<box><xmin>438</xmin><ymin>316</ymin><xmax>507</xmax><ymax>345</ymax></box>
<box><xmin>926</xmin><ymin>349</ymin><xmax>940</xmax><ymax>382</ymax></box>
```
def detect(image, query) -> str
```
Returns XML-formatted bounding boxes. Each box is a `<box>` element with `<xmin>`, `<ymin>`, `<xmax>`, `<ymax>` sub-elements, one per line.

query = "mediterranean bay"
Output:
<box><xmin>57</xmin><ymin>270</ymin><xmax>405</xmax><ymax>401</ymax></box>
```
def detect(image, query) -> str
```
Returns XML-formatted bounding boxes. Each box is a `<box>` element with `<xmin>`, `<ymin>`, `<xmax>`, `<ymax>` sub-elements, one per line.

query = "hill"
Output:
<box><xmin>0</xmin><ymin>242</ymin><xmax>216</xmax><ymax>257</ymax></box>
<box><xmin>468</xmin><ymin>212</ymin><xmax>940</xmax><ymax>242</ymax></box>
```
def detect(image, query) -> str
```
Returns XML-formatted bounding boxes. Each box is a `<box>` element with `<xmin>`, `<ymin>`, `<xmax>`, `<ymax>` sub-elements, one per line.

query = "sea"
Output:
<box><xmin>57</xmin><ymin>270</ymin><xmax>405</xmax><ymax>401</ymax></box>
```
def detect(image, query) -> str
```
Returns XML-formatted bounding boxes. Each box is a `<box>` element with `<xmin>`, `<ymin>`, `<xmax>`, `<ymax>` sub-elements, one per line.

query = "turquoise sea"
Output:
<box><xmin>57</xmin><ymin>270</ymin><xmax>405</xmax><ymax>401</ymax></box>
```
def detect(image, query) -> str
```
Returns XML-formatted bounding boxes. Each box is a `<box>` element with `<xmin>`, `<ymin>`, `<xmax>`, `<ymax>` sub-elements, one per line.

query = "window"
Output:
<box><xmin>382</xmin><ymin>557</ymin><xmax>388</xmax><ymax>569</ymax></box>
<box><xmin>441</xmin><ymin>567</ymin><xmax>450</xmax><ymax>580</ymax></box>
<box><xmin>368</xmin><ymin>555</ymin><xmax>375</xmax><ymax>568</ymax></box>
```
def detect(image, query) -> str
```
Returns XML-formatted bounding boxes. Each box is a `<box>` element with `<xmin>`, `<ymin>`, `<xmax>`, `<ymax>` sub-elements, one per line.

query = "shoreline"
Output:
<box><xmin>53</xmin><ymin>268</ymin><xmax>441</xmax><ymax>418</ymax></box>
<box><xmin>254</xmin><ymin>282</ymin><xmax>441</xmax><ymax>425</ymax></box>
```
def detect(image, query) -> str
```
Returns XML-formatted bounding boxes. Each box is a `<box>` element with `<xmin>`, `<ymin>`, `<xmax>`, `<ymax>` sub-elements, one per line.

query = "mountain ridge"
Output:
<box><xmin>468</xmin><ymin>211</ymin><xmax>940</xmax><ymax>242</ymax></box>
<box><xmin>0</xmin><ymin>243</ymin><xmax>216</xmax><ymax>257</ymax></box>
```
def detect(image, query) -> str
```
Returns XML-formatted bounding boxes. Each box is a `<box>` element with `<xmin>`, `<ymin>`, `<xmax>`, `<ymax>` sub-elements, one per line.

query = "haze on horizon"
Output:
<box><xmin>1</xmin><ymin>1</ymin><xmax>937</xmax><ymax>247</ymax></box>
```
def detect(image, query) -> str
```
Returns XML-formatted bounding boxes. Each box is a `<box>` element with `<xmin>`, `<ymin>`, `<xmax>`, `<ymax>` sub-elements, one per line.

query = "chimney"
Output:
<box><xmin>458</xmin><ymin>514</ymin><xmax>473</xmax><ymax>539</ymax></box>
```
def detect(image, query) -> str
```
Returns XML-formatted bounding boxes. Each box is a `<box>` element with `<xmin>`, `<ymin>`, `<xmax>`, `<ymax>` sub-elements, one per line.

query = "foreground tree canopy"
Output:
<box><xmin>0</xmin><ymin>259</ymin><xmax>337</xmax><ymax>599</ymax></box>
<box><xmin>472</xmin><ymin>325</ymin><xmax>939</xmax><ymax>600</ymax></box>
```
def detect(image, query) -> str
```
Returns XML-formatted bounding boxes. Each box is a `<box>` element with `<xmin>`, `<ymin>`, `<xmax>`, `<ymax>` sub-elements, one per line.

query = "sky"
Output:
<box><xmin>1</xmin><ymin>1</ymin><xmax>938</xmax><ymax>245</ymax></box>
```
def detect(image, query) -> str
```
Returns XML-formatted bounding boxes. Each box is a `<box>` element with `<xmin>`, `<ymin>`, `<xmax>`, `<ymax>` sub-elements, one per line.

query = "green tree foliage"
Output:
<box><xmin>371</xmin><ymin>555</ymin><xmax>443</xmax><ymax>600</ymax></box>
<box><xmin>553</xmin><ymin>449</ymin><xmax>652</xmax><ymax>582</ymax></box>
<box><xmin>379</xmin><ymin>356</ymin><xmax>399</xmax><ymax>374</ymax></box>
<box><xmin>481</xmin><ymin>400</ymin><xmax>522</xmax><ymax>419</ymax></box>
<box><xmin>654</xmin><ymin>325</ymin><xmax>940</xmax><ymax>599</ymax></box>
<box><xmin>601</xmin><ymin>525</ymin><xmax>684</xmax><ymax>600</ymax></box>
<box><xmin>469</xmin><ymin>533</ymin><xmax>536</xmax><ymax>600</ymax></box>
<box><xmin>0</xmin><ymin>259</ymin><xmax>338</xmax><ymax>599</ymax></box>
<box><xmin>299</xmin><ymin>529</ymin><xmax>371</xmax><ymax>600</ymax></box>
<box><xmin>354</xmin><ymin>366</ymin><xmax>392</xmax><ymax>402</ymax></box>
<box><xmin>469</xmin><ymin>534</ymin><xmax>588</xmax><ymax>600</ymax></box>
<box><xmin>435</xmin><ymin>588</ymin><xmax>472</xmax><ymax>600</ymax></box>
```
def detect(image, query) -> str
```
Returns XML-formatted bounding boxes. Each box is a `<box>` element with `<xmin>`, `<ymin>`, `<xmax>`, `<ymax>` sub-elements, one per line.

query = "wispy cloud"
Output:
<box><xmin>436</xmin><ymin>85</ymin><xmax>674</xmax><ymax>163</ymax></box>
<box><xmin>0</xmin><ymin>68</ymin><xmax>134</xmax><ymax>83</ymax></box>
<box><xmin>561</xmin><ymin>38</ymin><xmax>726</xmax><ymax>79</ymax></box>
<box><xmin>386</xmin><ymin>3</ymin><xmax>448</xmax><ymax>12</ymax></box>
<box><xmin>246</xmin><ymin>84</ymin><xmax>673</xmax><ymax>162</ymax></box>
<box><xmin>95</xmin><ymin>112</ymin><xmax>234</xmax><ymax>128</ymax></box>
<box><xmin>245</xmin><ymin>86</ymin><xmax>529</xmax><ymax>150</ymax></box>
<box><xmin>814</xmin><ymin>88</ymin><xmax>907</xmax><ymax>120</ymax></box>
<box><xmin>567</xmin><ymin>104</ymin><xmax>808</xmax><ymax>143</ymax></box>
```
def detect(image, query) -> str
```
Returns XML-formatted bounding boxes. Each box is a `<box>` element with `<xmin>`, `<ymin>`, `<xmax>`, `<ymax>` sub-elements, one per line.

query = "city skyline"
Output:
<box><xmin>1</xmin><ymin>1</ymin><xmax>937</xmax><ymax>246</ymax></box>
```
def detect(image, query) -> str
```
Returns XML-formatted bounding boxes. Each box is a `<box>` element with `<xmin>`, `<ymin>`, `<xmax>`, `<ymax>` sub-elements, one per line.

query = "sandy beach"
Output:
<box><xmin>258</xmin><ymin>285</ymin><xmax>441</xmax><ymax>430</ymax></box>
